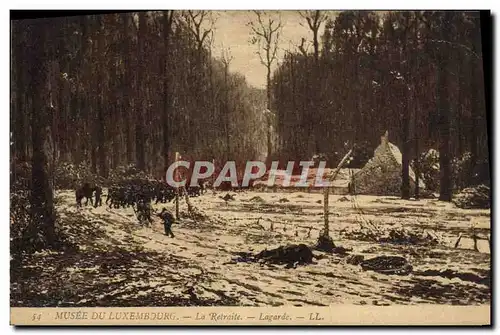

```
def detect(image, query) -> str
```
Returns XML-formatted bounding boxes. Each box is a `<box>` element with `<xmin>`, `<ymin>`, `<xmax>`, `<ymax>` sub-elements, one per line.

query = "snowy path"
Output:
<box><xmin>11</xmin><ymin>190</ymin><xmax>491</xmax><ymax>307</ymax></box>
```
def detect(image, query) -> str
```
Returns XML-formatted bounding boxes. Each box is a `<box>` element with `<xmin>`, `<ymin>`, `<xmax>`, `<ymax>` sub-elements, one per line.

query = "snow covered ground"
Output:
<box><xmin>11</xmin><ymin>189</ymin><xmax>491</xmax><ymax>307</ymax></box>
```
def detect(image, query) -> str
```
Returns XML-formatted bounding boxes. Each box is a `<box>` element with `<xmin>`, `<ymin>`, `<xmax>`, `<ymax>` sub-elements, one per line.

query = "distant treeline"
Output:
<box><xmin>271</xmin><ymin>11</ymin><xmax>488</xmax><ymax>197</ymax></box>
<box><xmin>11</xmin><ymin>11</ymin><xmax>268</xmax><ymax>180</ymax></box>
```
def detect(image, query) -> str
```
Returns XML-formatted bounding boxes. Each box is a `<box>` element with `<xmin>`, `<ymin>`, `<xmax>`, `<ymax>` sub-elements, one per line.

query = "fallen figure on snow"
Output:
<box><xmin>227</xmin><ymin>244</ymin><xmax>315</xmax><ymax>268</ymax></box>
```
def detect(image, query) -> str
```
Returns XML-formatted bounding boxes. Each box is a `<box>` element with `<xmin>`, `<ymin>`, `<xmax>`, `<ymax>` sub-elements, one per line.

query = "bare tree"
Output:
<box><xmin>180</xmin><ymin>10</ymin><xmax>217</xmax><ymax>152</ymax></box>
<box><xmin>299</xmin><ymin>10</ymin><xmax>328</xmax><ymax>65</ymax></box>
<box><xmin>248</xmin><ymin>11</ymin><xmax>282</xmax><ymax>160</ymax></box>
<box><xmin>221</xmin><ymin>46</ymin><xmax>234</xmax><ymax>159</ymax></box>
<box><xmin>181</xmin><ymin>10</ymin><xmax>216</xmax><ymax>52</ymax></box>
<box><xmin>248</xmin><ymin>10</ymin><xmax>283</xmax><ymax>110</ymax></box>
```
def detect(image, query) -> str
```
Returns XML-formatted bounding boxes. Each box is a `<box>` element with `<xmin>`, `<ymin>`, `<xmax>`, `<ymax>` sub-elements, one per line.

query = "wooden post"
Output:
<box><xmin>323</xmin><ymin>186</ymin><xmax>329</xmax><ymax>235</ymax></box>
<box><xmin>175</xmin><ymin>151</ymin><xmax>180</xmax><ymax>220</ymax></box>
<box><xmin>184</xmin><ymin>184</ymin><xmax>194</xmax><ymax>214</ymax></box>
<box><xmin>322</xmin><ymin>149</ymin><xmax>353</xmax><ymax>237</ymax></box>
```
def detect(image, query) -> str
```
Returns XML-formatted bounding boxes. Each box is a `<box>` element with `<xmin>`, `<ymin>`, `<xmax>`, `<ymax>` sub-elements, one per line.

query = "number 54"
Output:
<box><xmin>32</xmin><ymin>313</ymin><xmax>41</xmax><ymax>321</ymax></box>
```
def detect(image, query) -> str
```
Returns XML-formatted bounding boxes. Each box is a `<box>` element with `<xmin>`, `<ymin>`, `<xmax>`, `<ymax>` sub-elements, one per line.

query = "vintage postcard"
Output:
<box><xmin>10</xmin><ymin>10</ymin><xmax>491</xmax><ymax>326</ymax></box>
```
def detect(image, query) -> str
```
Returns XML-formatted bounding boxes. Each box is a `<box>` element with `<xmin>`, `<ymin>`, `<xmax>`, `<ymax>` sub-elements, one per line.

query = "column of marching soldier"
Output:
<box><xmin>75</xmin><ymin>179</ymin><xmax>206</xmax><ymax>237</ymax></box>
<box><xmin>75</xmin><ymin>179</ymin><xmax>250</xmax><ymax>237</ymax></box>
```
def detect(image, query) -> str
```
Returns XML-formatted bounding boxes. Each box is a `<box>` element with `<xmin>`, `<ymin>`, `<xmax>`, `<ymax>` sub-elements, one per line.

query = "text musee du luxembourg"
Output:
<box><xmin>54</xmin><ymin>310</ymin><xmax>325</xmax><ymax>322</ymax></box>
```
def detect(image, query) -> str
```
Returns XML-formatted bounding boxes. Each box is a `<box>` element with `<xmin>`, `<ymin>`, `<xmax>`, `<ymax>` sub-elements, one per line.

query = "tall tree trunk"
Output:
<box><xmin>57</xmin><ymin>65</ymin><xmax>69</xmax><ymax>162</ymax></box>
<box><xmin>125</xmin><ymin>115</ymin><xmax>134</xmax><ymax>163</ymax></box>
<box><xmin>414</xmin><ymin>84</ymin><xmax>420</xmax><ymax>200</ymax></box>
<box><xmin>82</xmin><ymin>16</ymin><xmax>97</xmax><ymax>174</ymax></box>
<box><xmin>401</xmin><ymin>27</ymin><xmax>411</xmax><ymax>200</ymax></box>
<box><xmin>96</xmin><ymin>103</ymin><xmax>107</xmax><ymax>177</ymax></box>
<box><xmin>14</xmin><ymin>21</ymin><xmax>27</xmax><ymax>162</ymax></box>
<box><xmin>223</xmin><ymin>67</ymin><xmax>231</xmax><ymax>160</ymax></box>
<box><xmin>26</xmin><ymin>19</ymin><xmax>57</xmax><ymax>249</ymax></box>
<box><xmin>437</xmin><ymin>13</ymin><xmax>453</xmax><ymax>202</ymax></box>
<box><xmin>135</xmin><ymin>13</ymin><xmax>147</xmax><ymax>171</ymax></box>
<box><xmin>111</xmin><ymin>58</ymin><xmax>121</xmax><ymax>169</ymax></box>
<box><xmin>56</xmin><ymin>18</ymin><xmax>70</xmax><ymax>163</ymax></box>
<box><xmin>121</xmin><ymin>13</ymin><xmax>134</xmax><ymax>164</ymax></box>
<box><xmin>75</xmin><ymin>16</ymin><xmax>88</xmax><ymax>166</ymax></box>
<box><xmin>266</xmin><ymin>65</ymin><xmax>272</xmax><ymax>160</ymax></box>
<box><xmin>401</xmin><ymin>109</ymin><xmax>411</xmax><ymax>199</ymax></box>
<box><xmin>90</xmin><ymin>29</ymin><xmax>98</xmax><ymax>176</ymax></box>
<box><xmin>467</xmin><ymin>13</ymin><xmax>483</xmax><ymax>182</ymax></box>
<box><xmin>96</xmin><ymin>17</ymin><xmax>107</xmax><ymax>178</ymax></box>
<box><xmin>90</xmin><ymin>109</ymin><xmax>98</xmax><ymax>176</ymax></box>
<box><xmin>312</xmin><ymin>19</ymin><xmax>321</xmax><ymax>155</ymax></box>
<box><xmin>469</xmin><ymin>52</ymin><xmax>480</xmax><ymax>182</ymax></box>
<box><xmin>162</xmin><ymin>11</ymin><xmax>173</xmax><ymax>171</ymax></box>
